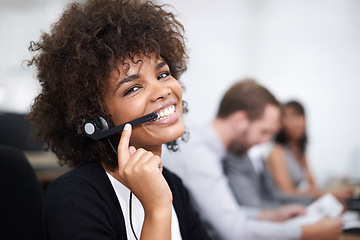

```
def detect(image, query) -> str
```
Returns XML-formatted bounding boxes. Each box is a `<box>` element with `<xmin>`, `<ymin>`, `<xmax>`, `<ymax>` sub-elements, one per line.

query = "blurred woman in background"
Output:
<box><xmin>267</xmin><ymin>100</ymin><xmax>353</xmax><ymax>202</ymax></box>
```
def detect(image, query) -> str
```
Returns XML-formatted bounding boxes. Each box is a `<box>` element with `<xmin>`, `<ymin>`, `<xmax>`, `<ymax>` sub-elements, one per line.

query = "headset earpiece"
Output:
<box><xmin>96</xmin><ymin>116</ymin><xmax>110</xmax><ymax>131</ymax></box>
<box><xmin>83</xmin><ymin>116</ymin><xmax>110</xmax><ymax>137</ymax></box>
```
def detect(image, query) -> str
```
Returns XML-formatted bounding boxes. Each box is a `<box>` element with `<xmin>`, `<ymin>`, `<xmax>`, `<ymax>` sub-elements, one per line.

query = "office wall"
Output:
<box><xmin>161</xmin><ymin>0</ymin><xmax>360</xmax><ymax>186</ymax></box>
<box><xmin>1</xmin><ymin>0</ymin><xmax>359</xmax><ymax>186</ymax></box>
<box><xmin>0</xmin><ymin>0</ymin><xmax>78</xmax><ymax>112</ymax></box>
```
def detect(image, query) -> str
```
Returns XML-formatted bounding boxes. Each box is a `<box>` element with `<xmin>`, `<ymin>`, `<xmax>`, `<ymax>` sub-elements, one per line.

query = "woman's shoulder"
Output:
<box><xmin>43</xmin><ymin>161</ymin><xmax>126</xmax><ymax>239</ymax></box>
<box><xmin>269</xmin><ymin>143</ymin><xmax>286</xmax><ymax>157</ymax></box>
<box><xmin>48</xmin><ymin>161</ymin><xmax>102</xmax><ymax>183</ymax></box>
<box><xmin>44</xmin><ymin>161</ymin><xmax>114</xmax><ymax>202</ymax></box>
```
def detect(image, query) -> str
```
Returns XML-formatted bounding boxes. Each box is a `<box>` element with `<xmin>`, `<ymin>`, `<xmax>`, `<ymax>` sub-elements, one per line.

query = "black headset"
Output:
<box><xmin>83</xmin><ymin>112</ymin><xmax>158</xmax><ymax>140</ymax></box>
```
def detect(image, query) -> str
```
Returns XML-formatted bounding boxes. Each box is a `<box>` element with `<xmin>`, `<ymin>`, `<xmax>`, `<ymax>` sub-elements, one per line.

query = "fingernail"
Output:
<box><xmin>124</xmin><ymin>123</ymin><xmax>130</xmax><ymax>131</ymax></box>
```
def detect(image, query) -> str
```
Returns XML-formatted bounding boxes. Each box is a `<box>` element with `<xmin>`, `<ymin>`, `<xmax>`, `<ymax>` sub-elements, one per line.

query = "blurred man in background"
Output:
<box><xmin>164</xmin><ymin>79</ymin><xmax>342</xmax><ymax>240</ymax></box>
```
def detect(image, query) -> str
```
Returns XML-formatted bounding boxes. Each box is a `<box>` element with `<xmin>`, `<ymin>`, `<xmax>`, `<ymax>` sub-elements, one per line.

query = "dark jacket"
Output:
<box><xmin>43</xmin><ymin>161</ymin><xmax>210</xmax><ymax>240</ymax></box>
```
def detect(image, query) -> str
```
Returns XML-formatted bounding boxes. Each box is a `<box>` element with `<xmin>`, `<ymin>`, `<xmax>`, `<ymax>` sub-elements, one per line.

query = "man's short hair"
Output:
<box><xmin>217</xmin><ymin>79</ymin><xmax>279</xmax><ymax>120</ymax></box>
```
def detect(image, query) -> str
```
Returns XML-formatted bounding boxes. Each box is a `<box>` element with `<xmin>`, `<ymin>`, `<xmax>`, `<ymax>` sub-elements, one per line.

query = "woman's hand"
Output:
<box><xmin>117</xmin><ymin>123</ymin><xmax>172</xmax><ymax>240</ymax></box>
<box><xmin>260</xmin><ymin>204</ymin><xmax>306</xmax><ymax>222</ymax></box>
<box><xmin>117</xmin><ymin>123</ymin><xmax>173</xmax><ymax>213</ymax></box>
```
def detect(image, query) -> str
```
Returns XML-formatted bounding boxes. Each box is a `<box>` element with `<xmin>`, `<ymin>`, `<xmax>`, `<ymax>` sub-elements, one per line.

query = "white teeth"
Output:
<box><xmin>154</xmin><ymin>105</ymin><xmax>175</xmax><ymax>121</ymax></box>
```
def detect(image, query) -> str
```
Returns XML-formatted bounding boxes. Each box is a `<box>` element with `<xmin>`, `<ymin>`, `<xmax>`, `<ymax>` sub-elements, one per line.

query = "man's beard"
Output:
<box><xmin>227</xmin><ymin>129</ymin><xmax>249</xmax><ymax>155</ymax></box>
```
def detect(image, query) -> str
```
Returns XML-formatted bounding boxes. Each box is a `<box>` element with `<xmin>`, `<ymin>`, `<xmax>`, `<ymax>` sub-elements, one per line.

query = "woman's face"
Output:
<box><xmin>104</xmin><ymin>53</ymin><xmax>185</xmax><ymax>153</ymax></box>
<box><xmin>282</xmin><ymin>106</ymin><xmax>306</xmax><ymax>141</ymax></box>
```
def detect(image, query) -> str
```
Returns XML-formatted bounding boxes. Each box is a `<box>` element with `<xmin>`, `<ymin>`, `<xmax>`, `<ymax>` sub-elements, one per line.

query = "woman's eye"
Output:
<box><xmin>124</xmin><ymin>86</ymin><xmax>140</xmax><ymax>96</ymax></box>
<box><xmin>158</xmin><ymin>71</ymin><xmax>170</xmax><ymax>80</ymax></box>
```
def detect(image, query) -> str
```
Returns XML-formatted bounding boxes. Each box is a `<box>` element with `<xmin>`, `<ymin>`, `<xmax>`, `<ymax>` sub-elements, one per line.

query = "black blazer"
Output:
<box><xmin>43</xmin><ymin>161</ymin><xmax>210</xmax><ymax>240</ymax></box>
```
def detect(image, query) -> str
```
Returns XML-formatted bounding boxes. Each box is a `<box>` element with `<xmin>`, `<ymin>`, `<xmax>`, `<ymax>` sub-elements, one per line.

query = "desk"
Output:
<box><xmin>25</xmin><ymin>151</ymin><xmax>71</xmax><ymax>190</ymax></box>
<box><xmin>341</xmin><ymin>234</ymin><xmax>360</xmax><ymax>240</ymax></box>
<box><xmin>325</xmin><ymin>177</ymin><xmax>360</xmax><ymax>195</ymax></box>
<box><xmin>326</xmin><ymin>178</ymin><xmax>360</xmax><ymax>240</ymax></box>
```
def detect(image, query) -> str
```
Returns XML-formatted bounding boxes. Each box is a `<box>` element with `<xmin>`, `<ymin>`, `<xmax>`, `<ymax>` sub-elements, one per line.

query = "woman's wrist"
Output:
<box><xmin>141</xmin><ymin>204</ymin><xmax>172</xmax><ymax>240</ymax></box>
<box><xmin>144</xmin><ymin>203</ymin><xmax>172</xmax><ymax>220</ymax></box>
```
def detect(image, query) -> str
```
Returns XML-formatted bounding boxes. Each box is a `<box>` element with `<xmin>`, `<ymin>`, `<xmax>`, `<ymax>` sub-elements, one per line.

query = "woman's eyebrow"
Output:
<box><xmin>156</xmin><ymin>61</ymin><xmax>168</xmax><ymax>70</ymax></box>
<box><xmin>115</xmin><ymin>74</ymin><xmax>139</xmax><ymax>92</ymax></box>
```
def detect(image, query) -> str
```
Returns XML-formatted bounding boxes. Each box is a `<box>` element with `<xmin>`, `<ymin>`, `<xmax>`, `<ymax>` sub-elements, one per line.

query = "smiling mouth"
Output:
<box><xmin>152</xmin><ymin>105</ymin><xmax>176</xmax><ymax>122</ymax></box>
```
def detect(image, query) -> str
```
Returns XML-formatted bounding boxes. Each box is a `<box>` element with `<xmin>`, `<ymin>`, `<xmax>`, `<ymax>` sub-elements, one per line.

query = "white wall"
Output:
<box><xmin>0</xmin><ymin>0</ymin><xmax>77</xmax><ymax>112</ymax></box>
<box><xmin>162</xmin><ymin>0</ymin><xmax>360</xmax><ymax>186</ymax></box>
<box><xmin>1</xmin><ymin>0</ymin><xmax>359</xmax><ymax>186</ymax></box>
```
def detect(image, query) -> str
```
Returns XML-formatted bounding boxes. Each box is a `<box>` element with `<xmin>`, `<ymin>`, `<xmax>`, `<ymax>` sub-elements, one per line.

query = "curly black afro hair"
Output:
<box><xmin>27</xmin><ymin>0</ymin><xmax>188</xmax><ymax>169</ymax></box>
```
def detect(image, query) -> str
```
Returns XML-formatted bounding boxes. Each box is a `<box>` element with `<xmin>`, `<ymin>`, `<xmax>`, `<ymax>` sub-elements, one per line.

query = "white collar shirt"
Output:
<box><xmin>106</xmin><ymin>172</ymin><xmax>182</xmax><ymax>240</ymax></box>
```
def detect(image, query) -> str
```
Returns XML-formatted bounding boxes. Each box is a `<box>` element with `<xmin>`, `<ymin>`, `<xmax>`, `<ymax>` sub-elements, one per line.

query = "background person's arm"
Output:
<box><xmin>303</xmin><ymin>155</ymin><xmax>353</xmax><ymax>201</ymax></box>
<box><xmin>267</xmin><ymin>145</ymin><xmax>299</xmax><ymax>195</ymax></box>
<box><xmin>300</xmin><ymin>217</ymin><xmax>342</xmax><ymax>240</ymax></box>
<box><xmin>177</xmin><ymin>146</ymin><xmax>303</xmax><ymax>240</ymax></box>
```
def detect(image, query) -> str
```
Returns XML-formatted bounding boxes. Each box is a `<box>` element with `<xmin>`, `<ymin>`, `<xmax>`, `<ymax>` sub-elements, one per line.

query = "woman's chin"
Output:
<box><xmin>163</xmin><ymin>121</ymin><xmax>185</xmax><ymax>143</ymax></box>
<box><xmin>166</xmin><ymin>127</ymin><xmax>185</xmax><ymax>143</ymax></box>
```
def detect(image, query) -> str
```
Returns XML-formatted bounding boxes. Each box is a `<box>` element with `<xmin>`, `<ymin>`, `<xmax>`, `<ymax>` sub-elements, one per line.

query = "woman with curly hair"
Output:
<box><xmin>27</xmin><ymin>0</ymin><xmax>210</xmax><ymax>239</ymax></box>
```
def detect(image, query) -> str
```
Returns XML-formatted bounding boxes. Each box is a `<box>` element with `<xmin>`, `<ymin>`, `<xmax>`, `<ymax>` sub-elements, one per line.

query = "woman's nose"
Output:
<box><xmin>150</xmin><ymin>81</ymin><xmax>171</xmax><ymax>101</ymax></box>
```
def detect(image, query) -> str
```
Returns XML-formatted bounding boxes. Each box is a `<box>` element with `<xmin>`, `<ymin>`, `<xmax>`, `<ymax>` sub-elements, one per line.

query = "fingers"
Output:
<box><xmin>115</xmin><ymin>123</ymin><xmax>163</xmax><ymax>192</ymax></box>
<box><xmin>124</xmin><ymin>150</ymin><xmax>161</xmax><ymax>173</ymax></box>
<box><xmin>117</xmin><ymin>123</ymin><xmax>132</xmax><ymax>169</ymax></box>
<box><xmin>280</xmin><ymin>204</ymin><xmax>306</xmax><ymax>215</ymax></box>
<box><xmin>128</xmin><ymin>146</ymin><xmax>136</xmax><ymax>157</ymax></box>
<box><xmin>125</xmin><ymin>148</ymin><xmax>152</xmax><ymax>169</ymax></box>
<box><xmin>292</xmin><ymin>205</ymin><xmax>306</xmax><ymax>215</ymax></box>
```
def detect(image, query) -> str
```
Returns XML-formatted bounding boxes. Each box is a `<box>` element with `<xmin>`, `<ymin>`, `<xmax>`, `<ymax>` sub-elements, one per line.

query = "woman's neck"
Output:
<box><xmin>288</xmin><ymin>139</ymin><xmax>300</xmax><ymax>149</ymax></box>
<box><xmin>140</xmin><ymin>144</ymin><xmax>162</xmax><ymax>157</ymax></box>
